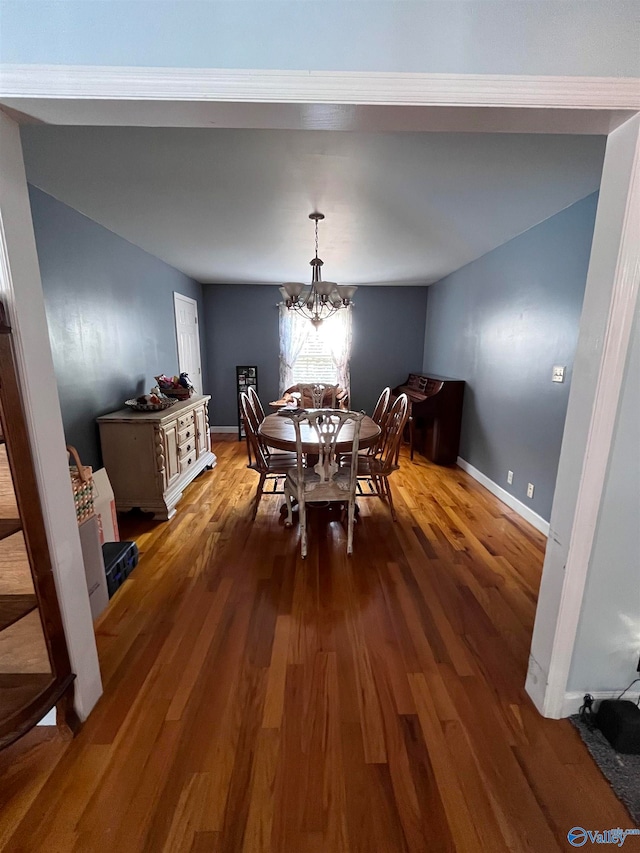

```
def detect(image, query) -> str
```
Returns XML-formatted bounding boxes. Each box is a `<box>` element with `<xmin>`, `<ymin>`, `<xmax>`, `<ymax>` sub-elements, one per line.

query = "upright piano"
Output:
<box><xmin>391</xmin><ymin>373</ymin><xmax>465</xmax><ymax>465</ymax></box>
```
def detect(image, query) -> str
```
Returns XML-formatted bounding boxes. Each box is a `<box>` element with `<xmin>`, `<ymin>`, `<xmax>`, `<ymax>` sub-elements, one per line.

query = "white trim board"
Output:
<box><xmin>210</xmin><ymin>426</ymin><xmax>238</xmax><ymax>434</ymax></box>
<box><xmin>0</xmin><ymin>66</ymin><xmax>635</xmax><ymax>137</ymax></box>
<box><xmin>528</xmin><ymin>115</ymin><xmax>640</xmax><ymax>719</ymax></box>
<box><xmin>456</xmin><ymin>457</ymin><xmax>550</xmax><ymax>537</ymax></box>
<box><xmin>0</xmin><ymin>112</ymin><xmax>103</xmax><ymax>720</ymax></box>
<box><xmin>1</xmin><ymin>66</ymin><xmax>639</xmax><ymax>109</ymax></box>
<box><xmin>562</xmin><ymin>691</ymin><xmax>640</xmax><ymax>718</ymax></box>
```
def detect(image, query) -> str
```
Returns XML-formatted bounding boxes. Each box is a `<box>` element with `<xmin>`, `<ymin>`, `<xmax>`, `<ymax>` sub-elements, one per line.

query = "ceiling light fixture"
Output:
<box><xmin>280</xmin><ymin>213</ymin><xmax>356</xmax><ymax>328</ymax></box>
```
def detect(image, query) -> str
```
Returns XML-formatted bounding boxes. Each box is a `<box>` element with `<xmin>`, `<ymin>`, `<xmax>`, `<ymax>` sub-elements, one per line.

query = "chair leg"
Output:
<box><xmin>383</xmin><ymin>476</ymin><xmax>398</xmax><ymax>521</ymax></box>
<box><xmin>409</xmin><ymin>416</ymin><xmax>414</xmax><ymax>461</ymax></box>
<box><xmin>372</xmin><ymin>474</ymin><xmax>383</xmax><ymax>498</ymax></box>
<box><xmin>284</xmin><ymin>480</ymin><xmax>294</xmax><ymax>528</ymax></box>
<box><xmin>299</xmin><ymin>498</ymin><xmax>307</xmax><ymax>559</ymax></box>
<box><xmin>253</xmin><ymin>473</ymin><xmax>266</xmax><ymax>518</ymax></box>
<box><xmin>347</xmin><ymin>492</ymin><xmax>356</xmax><ymax>555</ymax></box>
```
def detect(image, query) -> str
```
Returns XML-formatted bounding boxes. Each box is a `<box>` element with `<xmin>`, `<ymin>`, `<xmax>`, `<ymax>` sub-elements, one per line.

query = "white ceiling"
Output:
<box><xmin>20</xmin><ymin>126</ymin><xmax>605</xmax><ymax>285</ymax></box>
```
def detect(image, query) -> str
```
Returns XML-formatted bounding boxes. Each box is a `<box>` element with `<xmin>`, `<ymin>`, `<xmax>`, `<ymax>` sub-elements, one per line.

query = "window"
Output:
<box><xmin>292</xmin><ymin>324</ymin><xmax>339</xmax><ymax>385</ymax></box>
<box><xmin>279</xmin><ymin>305</ymin><xmax>352</xmax><ymax>395</ymax></box>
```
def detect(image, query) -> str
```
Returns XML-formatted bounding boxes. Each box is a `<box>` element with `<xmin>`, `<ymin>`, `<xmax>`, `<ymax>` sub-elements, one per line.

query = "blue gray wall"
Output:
<box><xmin>568</xmin><ymin>307</ymin><xmax>640</xmax><ymax>693</ymax></box>
<box><xmin>351</xmin><ymin>286</ymin><xmax>428</xmax><ymax>416</ymax></box>
<box><xmin>204</xmin><ymin>285</ymin><xmax>281</xmax><ymax>429</ymax></box>
<box><xmin>29</xmin><ymin>185</ymin><xmax>206</xmax><ymax>470</ymax></box>
<box><xmin>203</xmin><ymin>284</ymin><xmax>428</xmax><ymax>427</ymax></box>
<box><xmin>1</xmin><ymin>1</ymin><xmax>638</xmax><ymax>77</ymax></box>
<box><xmin>423</xmin><ymin>192</ymin><xmax>598</xmax><ymax>522</ymax></box>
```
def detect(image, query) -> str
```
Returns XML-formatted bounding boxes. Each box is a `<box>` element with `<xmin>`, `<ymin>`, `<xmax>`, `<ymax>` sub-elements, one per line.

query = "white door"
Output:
<box><xmin>174</xmin><ymin>293</ymin><xmax>202</xmax><ymax>394</ymax></box>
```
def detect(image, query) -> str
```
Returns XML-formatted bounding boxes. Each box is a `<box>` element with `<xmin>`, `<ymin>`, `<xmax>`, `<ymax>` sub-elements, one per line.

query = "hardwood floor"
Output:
<box><xmin>0</xmin><ymin>436</ymin><xmax>632</xmax><ymax>852</ymax></box>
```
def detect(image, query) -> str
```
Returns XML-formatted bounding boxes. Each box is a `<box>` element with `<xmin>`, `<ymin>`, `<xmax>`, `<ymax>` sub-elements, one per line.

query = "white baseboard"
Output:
<box><xmin>210</xmin><ymin>426</ymin><xmax>238</xmax><ymax>434</ymax></box>
<box><xmin>456</xmin><ymin>457</ymin><xmax>550</xmax><ymax>537</ymax></box>
<box><xmin>562</xmin><ymin>690</ymin><xmax>640</xmax><ymax>717</ymax></box>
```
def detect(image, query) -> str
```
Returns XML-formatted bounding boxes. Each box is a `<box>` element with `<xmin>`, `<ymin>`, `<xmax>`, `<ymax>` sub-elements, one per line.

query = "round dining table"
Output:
<box><xmin>258</xmin><ymin>411</ymin><xmax>380</xmax><ymax>455</ymax></box>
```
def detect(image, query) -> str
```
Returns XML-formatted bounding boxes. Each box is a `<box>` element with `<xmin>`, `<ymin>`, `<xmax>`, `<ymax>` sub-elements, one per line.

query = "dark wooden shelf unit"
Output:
<box><xmin>0</xmin><ymin>301</ymin><xmax>79</xmax><ymax>750</ymax></box>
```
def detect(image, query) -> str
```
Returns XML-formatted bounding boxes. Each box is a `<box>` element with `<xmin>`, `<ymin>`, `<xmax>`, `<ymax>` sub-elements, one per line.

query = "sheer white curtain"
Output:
<box><xmin>278</xmin><ymin>304</ymin><xmax>311</xmax><ymax>395</ymax></box>
<box><xmin>324</xmin><ymin>306</ymin><xmax>352</xmax><ymax>397</ymax></box>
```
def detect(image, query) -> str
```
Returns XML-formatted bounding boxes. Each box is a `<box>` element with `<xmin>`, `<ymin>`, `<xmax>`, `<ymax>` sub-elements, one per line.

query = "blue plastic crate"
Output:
<box><xmin>102</xmin><ymin>541</ymin><xmax>139</xmax><ymax>598</ymax></box>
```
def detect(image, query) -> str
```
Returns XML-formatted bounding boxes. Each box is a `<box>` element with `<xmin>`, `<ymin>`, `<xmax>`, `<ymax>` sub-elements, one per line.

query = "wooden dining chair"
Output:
<box><xmin>247</xmin><ymin>385</ymin><xmax>266</xmax><ymax>423</ymax></box>
<box><xmin>351</xmin><ymin>393</ymin><xmax>409</xmax><ymax>521</ymax></box>
<box><xmin>239</xmin><ymin>392</ymin><xmax>297</xmax><ymax>518</ymax></box>
<box><xmin>297</xmin><ymin>383</ymin><xmax>340</xmax><ymax>408</ymax></box>
<box><xmin>284</xmin><ymin>409</ymin><xmax>364</xmax><ymax>558</ymax></box>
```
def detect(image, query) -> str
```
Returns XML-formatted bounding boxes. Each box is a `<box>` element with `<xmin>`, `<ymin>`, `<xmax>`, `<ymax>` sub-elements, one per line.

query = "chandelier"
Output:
<box><xmin>280</xmin><ymin>213</ymin><xmax>356</xmax><ymax>328</ymax></box>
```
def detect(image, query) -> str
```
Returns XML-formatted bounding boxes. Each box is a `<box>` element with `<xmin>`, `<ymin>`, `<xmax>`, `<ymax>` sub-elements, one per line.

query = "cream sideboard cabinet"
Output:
<box><xmin>97</xmin><ymin>395</ymin><xmax>216</xmax><ymax>521</ymax></box>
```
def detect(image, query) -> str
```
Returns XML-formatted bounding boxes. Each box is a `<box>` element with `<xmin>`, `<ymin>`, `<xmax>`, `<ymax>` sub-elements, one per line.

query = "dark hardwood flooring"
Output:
<box><xmin>0</xmin><ymin>436</ymin><xmax>632</xmax><ymax>852</ymax></box>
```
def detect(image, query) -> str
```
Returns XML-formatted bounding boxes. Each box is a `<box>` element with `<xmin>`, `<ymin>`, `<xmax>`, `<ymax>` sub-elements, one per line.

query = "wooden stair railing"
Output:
<box><xmin>0</xmin><ymin>300</ymin><xmax>79</xmax><ymax>750</ymax></box>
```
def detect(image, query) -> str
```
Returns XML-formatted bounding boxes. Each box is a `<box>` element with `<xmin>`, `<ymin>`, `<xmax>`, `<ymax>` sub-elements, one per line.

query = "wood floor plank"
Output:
<box><xmin>0</xmin><ymin>728</ymin><xmax>67</xmax><ymax>851</ymax></box>
<box><xmin>408</xmin><ymin>672</ymin><xmax>483</xmax><ymax>853</ymax></box>
<box><xmin>165</xmin><ymin>577</ymin><xmax>233</xmax><ymax>722</ymax></box>
<box><xmin>262</xmin><ymin>614</ymin><xmax>292</xmax><ymax>729</ymax></box>
<box><xmin>161</xmin><ymin>772</ymin><xmax>212</xmax><ymax>853</ymax></box>
<box><xmin>242</xmin><ymin>728</ymin><xmax>281</xmax><ymax>853</ymax></box>
<box><xmin>0</xmin><ymin>439</ymin><xmax>633</xmax><ymax>852</ymax></box>
<box><xmin>400</xmin><ymin>713</ymin><xmax>456</xmax><ymax>853</ymax></box>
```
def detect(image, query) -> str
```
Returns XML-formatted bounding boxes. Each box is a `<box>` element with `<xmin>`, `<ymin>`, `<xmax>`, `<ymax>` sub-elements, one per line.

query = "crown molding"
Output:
<box><xmin>0</xmin><ymin>65</ymin><xmax>639</xmax><ymax>110</ymax></box>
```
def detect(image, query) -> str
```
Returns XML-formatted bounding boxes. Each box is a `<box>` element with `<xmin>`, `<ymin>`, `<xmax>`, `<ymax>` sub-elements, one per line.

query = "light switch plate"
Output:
<box><xmin>552</xmin><ymin>365</ymin><xmax>565</xmax><ymax>383</ymax></box>
<box><xmin>507</xmin><ymin>470</ymin><xmax>513</xmax><ymax>485</ymax></box>
<box><xmin>527</xmin><ymin>483</ymin><xmax>535</xmax><ymax>498</ymax></box>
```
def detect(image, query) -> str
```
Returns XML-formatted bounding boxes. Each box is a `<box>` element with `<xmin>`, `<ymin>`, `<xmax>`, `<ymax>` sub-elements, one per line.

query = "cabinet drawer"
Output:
<box><xmin>178</xmin><ymin>424</ymin><xmax>195</xmax><ymax>445</ymax></box>
<box><xmin>178</xmin><ymin>411</ymin><xmax>195</xmax><ymax>430</ymax></box>
<box><xmin>178</xmin><ymin>437</ymin><xmax>196</xmax><ymax>458</ymax></box>
<box><xmin>180</xmin><ymin>451</ymin><xmax>197</xmax><ymax>474</ymax></box>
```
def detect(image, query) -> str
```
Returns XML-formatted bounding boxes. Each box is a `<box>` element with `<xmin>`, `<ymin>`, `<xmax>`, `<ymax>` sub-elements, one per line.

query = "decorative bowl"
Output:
<box><xmin>124</xmin><ymin>397</ymin><xmax>177</xmax><ymax>412</ymax></box>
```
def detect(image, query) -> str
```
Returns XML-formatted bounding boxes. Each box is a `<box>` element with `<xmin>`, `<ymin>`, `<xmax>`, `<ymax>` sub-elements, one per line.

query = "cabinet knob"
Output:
<box><xmin>187</xmin><ymin>444</ymin><xmax>191</xmax><ymax>451</ymax></box>
<box><xmin>187</xmin><ymin>458</ymin><xmax>192</xmax><ymax>465</ymax></box>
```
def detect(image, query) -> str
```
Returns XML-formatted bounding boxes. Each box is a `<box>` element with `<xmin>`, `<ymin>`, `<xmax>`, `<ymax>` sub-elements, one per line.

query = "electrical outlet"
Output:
<box><xmin>527</xmin><ymin>483</ymin><xmax>534</xmax><ymax>498</ymax></box>
<box><xmin>507</xmin><ymin>470</ymin><xmax>513</xmax><ymax>485</ymax></box>
<box><xmin>552</xmin><ymin>365</ymin><xmax>565</xmax><ymax>383</ymax></box>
